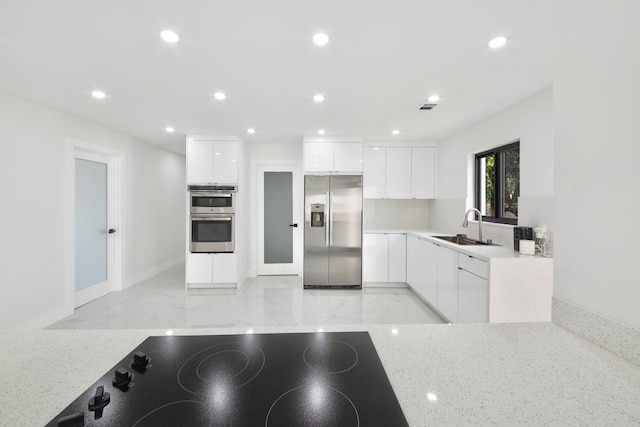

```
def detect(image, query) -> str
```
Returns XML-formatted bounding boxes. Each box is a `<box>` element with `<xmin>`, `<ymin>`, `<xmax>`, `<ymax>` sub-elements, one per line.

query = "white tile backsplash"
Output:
<box><xmin>363</xmin><ymin>199</ymin><xmax>430</xmax><ymax>229</ymax></box>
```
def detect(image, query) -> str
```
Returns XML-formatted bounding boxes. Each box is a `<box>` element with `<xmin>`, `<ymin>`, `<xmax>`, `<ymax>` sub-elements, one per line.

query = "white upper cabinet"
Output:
<box><xmin>411</xmin><ymin>147</ymin><xmax>436</xmax><ymax>199</ymax></box>
<box><xmin>385</xmin><ymin>147</ymin><xmax>412</xmax><ymax>198</ymax></box>
<box><xmin>364</xmin><ymin>145</ymin><xmax>436</xmax><ymax>199</ymax></box>
<box><xmin>363</xmin><ymin>148</ymin><xmax>386</xmax><ymax>198</ymax></box>
<box><xmin>187</xmin><ymin>140</ymin><xmax>215</xmax><ymax>184</ymax></box>
<box><xmin>333</xmin><ymin>143</ymin><xmax>363</xmax><ymax>172</ymax></box>
<box><xmin>187</xmin><ymin>138</ymin><xmax>238</xmax><ymax>184</ymax></box>
<box><xmin>304</xmin><ymin>142</ymin><xmax>334</xmax><ymax>172</ymax></box>
<box><xmin>303</xmin><ymin>138</ymin><xmax>363</xmax><ymax>173</ymax></box>
<box><xmin>212</xmin><ymin>141</ymin><xmax>238</xmax><ymax>183</ymax></box>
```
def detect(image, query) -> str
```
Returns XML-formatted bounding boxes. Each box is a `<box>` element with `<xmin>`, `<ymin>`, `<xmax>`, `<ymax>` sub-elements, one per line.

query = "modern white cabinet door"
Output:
<box><xmin>363</xmin><ymin>234</ymin><xmax>389</xmax><ymax>282</ymax></box>
<box><xmin>304</xmin><ymin>142</ymin><xmax>334</xmax><ymax>172</ymax></box>
<box><xmin>411</xmin><ymin>147</ymin><xmax>435</xmax><ymax>199</ymax></box>
<box><xmin>187</xmin><ymin>140</ymin><xmax>215</xmax><ymax>184</ymax></box>
<box><xmin>385</xmin><ymin>147</ymin><xmax>411</xmax><ymax>198</ymax></box>
<box><xmin>211</xmin><ymin>253</ymin><xmax>238</xmax><ymax>283</ymax></box>
<box><xmin>363</xmin><ymin>147</ymin><xmax>386</xmax><ymax>198</ymax></box>
<box><xmin>187</xmin><ymin>253</ymin><xmax>237</xmax><ymax>284</ymax></box>
<box><xmin>334</xmin><ymin>143</ymin><xmax>363</xmax><ymax>172</ymax></box>
<box><xmin>388</xmin><ymin>233</ymin><xmax>406</xmax><ymax>282</ymax></box>
<box><xmin>406</xmin><ymin>236</ymin><xmax>421</xmax><ymax>289</ymax></box>
<box><xmin>187</xmin><ymin>253</ymin><xmax>214</xmax><ymax>283</ymax></box>
<box><xmin>424</xmin><ymin>241</ymin><xmax>438</xmax><ymax>305</ymax></box>
<box><xmin>407</xmin><ymin>236</ymin><xmax>430</xmax><ymax>300</ymax></box>
<box><xmin>212</xmin><ymin>141</ymin><xmax>238</xmax><ymax>183</ymax></box>
<box><xmin>458</xmin><ymin>269</ymin><xmax>489</xmax><ymax>323</ymax></box>
<box><xmin>187</xmin><ymin>140</ymin><xmax>238</xmax><ymax>184</ymax></box>
<box><xmin>437</xmin><ymin>245</ymin><xmax>458</xmax><ymax>322</ymax></box>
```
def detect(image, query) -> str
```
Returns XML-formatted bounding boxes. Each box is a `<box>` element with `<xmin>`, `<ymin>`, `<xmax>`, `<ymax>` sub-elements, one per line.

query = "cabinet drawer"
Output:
<box><xmin>458</xmin><ymin>254</ymin><xmax>488</xmax><ymax>279</ymax></box>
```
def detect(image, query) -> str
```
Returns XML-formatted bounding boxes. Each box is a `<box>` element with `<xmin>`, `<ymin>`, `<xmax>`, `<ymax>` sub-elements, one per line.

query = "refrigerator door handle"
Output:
<box><xmin>329</xmin><ymin>191</ymin><xmax>333</xmax><ymax>246</ymax></box>
<box><xmin>325</xmin><ymin>192</ymin><xmax>330</xmax><ymax>246</ymax></box>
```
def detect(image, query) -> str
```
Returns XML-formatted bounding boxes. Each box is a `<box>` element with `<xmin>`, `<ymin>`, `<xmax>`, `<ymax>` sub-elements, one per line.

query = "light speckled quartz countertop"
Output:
<box><xmin>364</xmin><ymin>228</ymin><xmax>536</xmax><ymax>260</ymax></box>
<box><xmin>1</xmin><ymin>323</ymin><xmax>639</xmax><ymax>426</ymax></box>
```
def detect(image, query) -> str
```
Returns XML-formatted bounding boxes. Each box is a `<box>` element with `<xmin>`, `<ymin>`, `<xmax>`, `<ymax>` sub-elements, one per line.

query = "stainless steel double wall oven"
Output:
<box><xmin>189</xmin><ymin>185</ymin><xmax>237</xmax><ymax>253</ymax></box>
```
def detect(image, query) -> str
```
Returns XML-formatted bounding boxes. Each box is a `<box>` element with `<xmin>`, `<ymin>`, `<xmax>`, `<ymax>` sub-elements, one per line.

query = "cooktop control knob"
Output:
<box><xmin>57</xmin><ymin>412</ymin><xmax>84</xmax><ymax>427</ymax></box>
<box><xmin>131</xmin><ymin>351</ymin><xmax>150</xmax><ymax>372</ymax></box>
<box><xmin>88</xmin><ymin>386</ymin><xmax>110</xmax><ymax>419</ymax></box>
<box><xmin>112</xmin><ymin>367</ymin><xmax>133</xmax><ymax>390</ymax></box>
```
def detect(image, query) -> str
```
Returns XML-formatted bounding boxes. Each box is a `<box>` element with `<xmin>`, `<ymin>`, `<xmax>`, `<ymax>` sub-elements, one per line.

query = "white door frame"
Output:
<box><xmin>65</xmin><ymin>138</ymin><xmax>124</xmax><ymax>309</ymax></box>
<box><xmin>251</xmin><ymin>160</ymin><xmax>303</xmax><ymax>276</ymax></box>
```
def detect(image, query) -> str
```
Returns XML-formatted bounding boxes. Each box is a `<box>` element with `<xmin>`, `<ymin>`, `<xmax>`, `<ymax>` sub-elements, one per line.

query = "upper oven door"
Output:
<box><xmin>190</xmin><ymin>192</ymin><xmax>235</xmax><ymax>214</ymax></box>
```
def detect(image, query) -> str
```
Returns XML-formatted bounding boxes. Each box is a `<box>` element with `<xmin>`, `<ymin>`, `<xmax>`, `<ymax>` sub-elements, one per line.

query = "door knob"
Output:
<box><xmin>108</xmin><ymin>228</ymin><xmax>116</xmax><ymax>234</ymax></box>
<box><xmin>289</xmin><ymin>223</ymin><xmax>298</xmax><ymax>228</ymax></box>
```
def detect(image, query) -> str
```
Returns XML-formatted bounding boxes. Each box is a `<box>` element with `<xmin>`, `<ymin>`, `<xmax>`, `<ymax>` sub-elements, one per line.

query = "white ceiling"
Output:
<box><xmin>0</xmin><ymin>1</ymin><xmax>553</xmax><ymax>153</ymax></box>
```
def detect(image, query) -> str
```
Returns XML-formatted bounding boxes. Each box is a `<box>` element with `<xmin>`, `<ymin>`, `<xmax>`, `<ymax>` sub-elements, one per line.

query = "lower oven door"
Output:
<box><xmin>190</xmin><ymin>214</ymin><xmax>235</xmax><ymax>253</ymax></box>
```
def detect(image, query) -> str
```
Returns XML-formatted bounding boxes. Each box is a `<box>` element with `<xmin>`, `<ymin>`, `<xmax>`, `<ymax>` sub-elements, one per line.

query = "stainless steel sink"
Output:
<box><xmin>432</xmin><ymin>235</ymin><xmax>493</xmax><ymax>246</ymax></box>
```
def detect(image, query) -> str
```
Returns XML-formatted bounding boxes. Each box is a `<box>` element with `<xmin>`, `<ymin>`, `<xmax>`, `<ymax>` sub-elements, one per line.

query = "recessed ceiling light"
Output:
<box><xmin>427</xmin><ymin>392</ymin><xmax>438</xmax><ymax>402</ymax></box>
<box><xmin>312</xmin><ymin>32</ymin><xmax>329</xmax><ymax>46</ymax></box>
<box><xmin>247</xmin><ymin>128</ymin><xmax>256</xmax><ymax>134</ymax></box>
<box><xmin>165</xmin><ymin>126</ymin><xmax>174</xmax><ymax>133</ymax></box>
<box><xmin>318</xmin><ymin>129</ymin><xmax>325</xmax><ymax>135</ymax></box>
<box><xmin>214</xmin><ymin>92</ymin><xmax>226</xmax><ymax>101</ymax></box>
<box><xmin>392</xmin><ymin>129</ymin><xmax>400</xmax><ymax>135</ymax></box>
<box><xmin>313</xmin><ymin>94</ymin><xmax>325</xmax><ymax>102</ymax></box>
<box><xmin>160</xmin><ymin>30</ymin><xmax>180</xmax><ymax>44</ymax></box>
<box><xmin>428</xmin><ymin>94</ymin><xmax>440</xmax><ymax>103</ymax></box>
<box><xmin>487</xmin><ymin>36</ymin><xmax>508</xmax><ymax>49</ymax></box>
<box><xmin>91</xmin><ymin>90</ymin><xmax>106</xmax><ymax>99</ymax></box>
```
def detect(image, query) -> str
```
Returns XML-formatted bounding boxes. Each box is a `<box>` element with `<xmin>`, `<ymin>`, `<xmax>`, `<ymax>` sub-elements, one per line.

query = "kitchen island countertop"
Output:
<box><xmin>1</xmin><ymin>323</ymin><xmax>639</xmax><ymax>426</ymax></box>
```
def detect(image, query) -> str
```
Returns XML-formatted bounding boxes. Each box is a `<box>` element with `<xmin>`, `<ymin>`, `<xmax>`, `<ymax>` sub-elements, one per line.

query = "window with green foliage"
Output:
<box><xmin>475</xmin><ymin>141</ymin><xmax>520</xmax><ymax>225</ymax></box>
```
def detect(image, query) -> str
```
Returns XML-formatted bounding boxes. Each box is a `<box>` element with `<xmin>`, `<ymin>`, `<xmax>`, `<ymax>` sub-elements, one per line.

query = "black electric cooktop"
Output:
<box><xmin>47</xmin><ymin>332</ymin><xmax>408</xmax><ymax>426</ymax></box>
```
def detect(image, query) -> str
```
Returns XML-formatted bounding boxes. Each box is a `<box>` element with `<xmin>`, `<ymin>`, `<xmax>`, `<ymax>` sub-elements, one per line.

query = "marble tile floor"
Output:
<box><xmin>47</xmin><ymin>264</ymin><xmax>446</xmax><ymax>330</ymax></box>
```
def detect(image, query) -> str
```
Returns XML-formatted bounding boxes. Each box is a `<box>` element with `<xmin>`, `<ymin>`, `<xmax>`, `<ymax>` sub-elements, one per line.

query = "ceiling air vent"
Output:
<box><xmin>419</xmin><ymin>103</ymin><xmax>438</xmax><ymax>111</ymax></box>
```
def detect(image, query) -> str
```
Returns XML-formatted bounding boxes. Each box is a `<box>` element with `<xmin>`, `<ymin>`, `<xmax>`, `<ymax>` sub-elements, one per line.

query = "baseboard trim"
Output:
<box><xmin>18</xmin><ymin>304</ymin><xmax>73</xmax><ymax>330</ymax></box>
<box><xmin>553</xmin><ymin>296</ymin><xmax>640</xmax><ymax>366</ymax></box>
<box><xmin>363</xmin><ymin>282</ymin><xmax>409</xmax><ymax>289</ymax></box>
<box><xmin>123</xmin><ymin>255</ymin><xmax>184</xmax><ymax>289</ymax></box>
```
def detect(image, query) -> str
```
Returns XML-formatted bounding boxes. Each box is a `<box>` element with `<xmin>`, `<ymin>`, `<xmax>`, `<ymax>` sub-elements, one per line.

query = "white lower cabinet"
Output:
<box><xmin>406</xmin><ymin>236</ymin><xmax>424</xmax><ymax>293</ymax></box>
<box><xmin>406</xmin><ymin>236</ymin><xmax>437</xmax><ymax>306</ymax></box>
<box><xmin>405</xmin><ymin>235</ymin><xmax>490</xmax><ymax>323</ymax></box>
<box><xmin>436</xmin><ymin>246</ymin><xmax>458</xmax><ymax>323</ymax></box>
<box><xmin>458</xmin><ymin>269</ymin><xmax>488</xmax><ymax>323</ymax></box>
<box><xmin>363</xmin><ymin>233</ymin><xmax>406</xmax><ymax>282</ymax></box>
<box><xmin>388</xmin><ymin>234</ymin><xmax>407</xmax><ymax>282</ymax></box>
<box><xmin>187</xmin><ymin>253</ymin><xmax>237</xmax><ymax>285</ymax></box>
<box><xmin>363</xmin><ymin>234</ymin><xmax>389</xmax><ymax>282</ymax></box>
<box><xmin>457</xmin><ymin>253</ymin><xmax>489</xmax><ymax>323</ymax></box>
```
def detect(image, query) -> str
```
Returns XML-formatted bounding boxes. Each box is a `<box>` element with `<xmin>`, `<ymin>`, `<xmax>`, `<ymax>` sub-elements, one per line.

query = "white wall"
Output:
<box><xmin>430</xmin><ymin>87</ymin><xmax>554</xmax><ymax>247</ymax></box>
<box><xmin>553</xmin><ymin>0</ymin><xmax>640</xmax><ymax>328</ymax></box>
<box><xmin>0</xmin><ymin>91</ymin><xmax>185</xmax><ymax>328</ymax></box>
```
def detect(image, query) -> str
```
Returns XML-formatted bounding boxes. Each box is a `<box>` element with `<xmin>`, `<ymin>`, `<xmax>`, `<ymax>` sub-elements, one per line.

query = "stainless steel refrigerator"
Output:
<box><xmin>303</xmin><ymin>175</ymin><xmax>362</xmax><ymax>289</ymax></box>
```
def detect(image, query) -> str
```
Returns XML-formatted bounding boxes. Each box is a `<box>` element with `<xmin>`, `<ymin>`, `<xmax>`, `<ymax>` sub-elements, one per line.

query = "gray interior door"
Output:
<box><xmin>264</xmin><ymin>171</ymin><xmax>293</xmax><ymax>264</ymax></box>
<box><xmin>75</xmin><ymin>158</ymin><xmax>108</xmax><ymax>291</ymax></box>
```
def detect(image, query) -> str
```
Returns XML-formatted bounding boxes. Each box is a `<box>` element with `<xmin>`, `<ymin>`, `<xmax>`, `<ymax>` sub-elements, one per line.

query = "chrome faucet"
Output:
<box><xmin>462</xmin><ymin>208</ymin><xmax>483</xmax><ymax>242</ymax></box>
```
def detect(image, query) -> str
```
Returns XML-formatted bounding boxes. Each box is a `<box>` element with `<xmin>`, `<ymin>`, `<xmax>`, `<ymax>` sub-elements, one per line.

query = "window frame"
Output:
<box><xmin>475</xmin><ymin>140</ymin><xmax>520</xmax><ymax>225</ymax></box>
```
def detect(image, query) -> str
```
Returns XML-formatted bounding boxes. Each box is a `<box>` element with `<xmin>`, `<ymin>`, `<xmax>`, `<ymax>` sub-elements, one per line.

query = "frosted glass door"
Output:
<box><xmin>75</xmin><ymin>159</ymin><xmax>108</xmax><ymax>291</ymax></box>
<box><xmin>264</xmin><ymin>172</ymin><xmax>293</xmax><ymax>263</ymax></box>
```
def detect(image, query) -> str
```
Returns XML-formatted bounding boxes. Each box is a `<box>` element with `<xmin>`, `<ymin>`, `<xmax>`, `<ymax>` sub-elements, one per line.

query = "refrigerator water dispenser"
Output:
<box><xmin>310</xmin><ymin>204</ymin><xmax>325</xmax><ymax>227</ymax></box>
